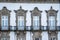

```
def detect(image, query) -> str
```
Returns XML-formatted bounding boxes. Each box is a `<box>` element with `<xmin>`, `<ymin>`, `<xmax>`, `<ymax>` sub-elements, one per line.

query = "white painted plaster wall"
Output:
<box><xmin>58</xmin><ymin>32</ymin><xmax>60</xmax><ymax>40</ymax></box>
<box><xmin>10</xmin><ymin>32</ymin><xmax>15</xmax><ymax>40</ymax></box>
<box><xmin>42</xmin><ymin>32</ymin><xmax>48</xmax><ymax>40</ymax></box>
<box><xmin>26</xmin><ymin>31</ymin><xmax>31</xmax><ymax>40</ymax></box>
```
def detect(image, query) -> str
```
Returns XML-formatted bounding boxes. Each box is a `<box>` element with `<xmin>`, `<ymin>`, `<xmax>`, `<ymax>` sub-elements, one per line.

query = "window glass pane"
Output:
<box><xmin>33</xmin><ymin>16</ymin><xmax>39</xmax><ymax>26</ymax></box>
<box><xmin>5</xmin><ymin>20</ymin><xmax>8</xmax><ymax>26</ymax></box>
<box><xmin>2</xmin><ymin>16</ymin><xmax>4</xmax><ymax>19</ymax></box>
<box><xmin>1</xmin><ymin>16</ymin><xmax>8</xmax><ymax>30</ymax></box>
<box><xmin>33</xmin><ymin>16</ymin><xmax>39</xmax><ymax>30</ymax></box>
<box><xmin>2</xmin><ymin>20</ymin><xmax>4</xmax><ymax>27</ymax></box>
<box><xmin>5</xmin><ymin>16</ymin><xmax>8</xmax><ymax>19</ymax></box>
<box><xmin>49</xmin><ymin>16</ymin><xmax>55</xmax><ymax>30</ymax></box>
<box><xmin>18</xmin><ymin>16</ymin><xmax>24</xmax><ymax>27</ymax></box>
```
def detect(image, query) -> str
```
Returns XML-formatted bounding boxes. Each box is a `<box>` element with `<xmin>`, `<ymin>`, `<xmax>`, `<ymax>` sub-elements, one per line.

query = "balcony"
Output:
<box><xmin>17</xmin><ymin>26</ymin><xmax>24</xmax><ymax>30</ymax></box>
<box><xmin>49</xmin><ymin>26</ymin><xmax>56</xmax><ymax>31</ymax></box>
<box><xmin>48</xmin><ymin>26</ymin><xmax>60</xmax><ymax>31</ymax></box>
<box><xmin>0</xmin><ymin>26</ymin><xmax>10</xmax><ymax>31</ymax></box>
<box><xmin>41</xmin><ymin>26</ymin><xmax>47</xmax><ymax>31</ymax></box>
<box><xmin>30</xmin><ymin>26</ymin><xmax>40</xmax><ymax>31</ymax></box>
<box><xmin>10</xmin><ymin>26</ymin><xmax>26</xmax><ymax>31</ymax></box>
<box><xmin>10</xmin><ymin>26</ymin><xmax>16</xmax><ymax>31</ymax></box>
<box><xmin>0</xmin><ymin>26</ymin><xmax>60</xmax><ymax>31</ymax></box>
<box><xmin>32</xmin><ymin>26</ymin><xmax>40</xmax><ymax>30</ymax></box>
<box><xmin>30</xmin><ymin>26</ymin><xmax>47</xmax><ymax>31</ymax></box>
<box><xmin>1</xmin><ymin>26</ymin><xmax>8</xmax><ymax>30</ymax></box>
<box><xmin>26</xmin><ymin>26</ymin><xmax>31</xmax><ymax>31</ymax></box>
<box><xmin>57</xmin><ymin>26</ymin><xmax>60</xmax><ymax>31</ymax></box>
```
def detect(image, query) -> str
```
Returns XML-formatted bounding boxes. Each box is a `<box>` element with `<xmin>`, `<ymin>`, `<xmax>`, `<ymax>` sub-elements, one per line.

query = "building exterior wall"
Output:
<box><xmin>0</xmin><ymin>3</ymin><xmax>60</xmax><ymax>40</ymax></box>
<box><xmin>26</xmin><ymin>31</ymin><xmax>31</xmax><ymax>40</ymax></box>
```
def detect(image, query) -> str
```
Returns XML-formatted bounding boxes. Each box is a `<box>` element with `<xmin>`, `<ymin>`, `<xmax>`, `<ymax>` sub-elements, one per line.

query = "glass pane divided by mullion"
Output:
<box><xmin>1</xmin><ymin>16</ymin><xmax>8</xmax><ymax>30</ymax></box>
<box><xmin>33</xmin><ymin>16</ymin><xmax>39</xmax><ymax>30</ymax></box>
<box><xmin>49</xmin><ymin>16</ymin><xmax>55</xmax><ymax>30</ymax></box>
<box><xmin>18</xmin><ymin>16</ymin><xmax>24</xmax><ymax>30</ymax></box>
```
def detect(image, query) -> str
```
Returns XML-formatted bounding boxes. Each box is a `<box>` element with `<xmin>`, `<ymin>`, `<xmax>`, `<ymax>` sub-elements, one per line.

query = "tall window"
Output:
<box><xmin>33</xmin><ymin>16</ymin><xmax>39</xmax><ymax>30</ymax></box>
<box><xmin>18</xmin><ymin>16</ymin><xmax>24</xmax><ymax>30</ymax></box>
<box><xmin>49</xmin><ymin>16</ymin><xmax>55</xmax><ymax>30</ymax></box>
<box><xmin>1</xmin><ymin>16</ymin><xmax>8</xmax><ymax>30</ymax></box>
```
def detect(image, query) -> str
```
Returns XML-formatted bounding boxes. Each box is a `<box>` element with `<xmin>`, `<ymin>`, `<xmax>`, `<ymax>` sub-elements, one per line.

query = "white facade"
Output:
<box><xmin>0</xmin><ymin>3</ymin><xmax>60</xmax><ymax>40</ymax></box>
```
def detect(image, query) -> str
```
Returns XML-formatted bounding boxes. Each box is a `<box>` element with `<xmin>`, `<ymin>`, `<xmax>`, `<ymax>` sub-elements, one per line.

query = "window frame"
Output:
<box><xmin>33</xmin><ymin>16</ymin><xmax>40</xmax><ymax>30</ymax></box>
<box><xmin>17</xmin><ymin>16</ymin><xmax>24</xmax><ymax>30</ymax></box>
<box><xmin>48</xmin><ymin>16</ymin><xmax>56</xmax><ymax>30</ymax></box>
<box><xmin>1</xmin><ymin>16</ymin><xmax>8</xmax><ymax>30</ymax></box>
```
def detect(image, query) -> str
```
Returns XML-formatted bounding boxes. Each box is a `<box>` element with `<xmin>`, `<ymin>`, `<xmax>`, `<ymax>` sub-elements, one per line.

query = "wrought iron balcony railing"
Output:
<box><xmin>57</xmin><ymin>26</ymin><xmax>60</xmax><ymax>31</ymax></box>
<box><xmin>32</xmin><ymin>26</ymin><xmax>40</xmax><ymax>30</ymax></box>
<box><xmin>17</xmin><ymin>26</ymin><xmax>24</xmax><ymax>30</ymax></box>
<box><xmin>0</xmin><ymin>26</ymin><xmax>60</xmax><ymax>31</ymax></box>
<box><xmin>47</xmin><ymin>26</ymin><xmax>60</xmax><ymax>31</ymax></box>
<box><xmin>26</xmin><ymin>26</ymin><xmax>31</xmax><ymax>31</ymax></box>
<box><xmin>30</xmin><ymin>26</ymin><xmax>47</xmax><ymax>31</ymax></box>
<box><xmin>1</xmin><ymin>27</ymin><xmax>8</xmax><ymax>30</ymax></box>
<box><xmin>0</xmin><ymin>26</ymin><xmax>10</xmax><ymax>31</ymax></box>
<box><xmin>10</xmin><ymin>26</ymin><xmax>16</xmax><ymax>31</ymax></box>
<box><xmin>41</xmin><ymin>26</ymin><xmax>47</xmax><ymax>31</ymax></box>
<box><xmin>30</xmin><ymin>26</ymin><xmax>60</xmax><ymax>31</ymax></box>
